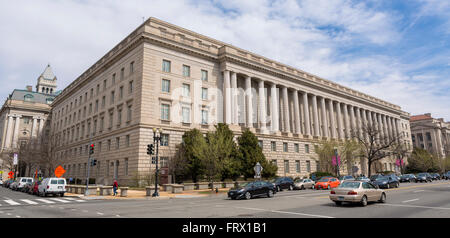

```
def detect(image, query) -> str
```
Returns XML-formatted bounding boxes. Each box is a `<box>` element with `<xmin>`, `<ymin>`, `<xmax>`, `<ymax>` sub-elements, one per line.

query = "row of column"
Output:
<box><xmin>223</xmin><ymin>70</ymin><xmax>401</xmax><ymax>142</ymax></box>
<box><xmin>2</xmin><ymin>115</ymin><xmax>45</xmax><ymax>149</ymax></box>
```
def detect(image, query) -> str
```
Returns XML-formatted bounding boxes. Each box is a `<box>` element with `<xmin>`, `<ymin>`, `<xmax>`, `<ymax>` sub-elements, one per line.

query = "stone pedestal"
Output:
<box><xmin>162</xmin><ymin>184</ymin><xmax>173</xmax><ymax>192</ymax></box>
<box><xmin>145</xmin><ymin>186</ymin><xmax>160</xmax><ymax>196</ymax></box>
<box><xmin>223</xmin><ymin>182</ymin><xmax>235</xmax><ymax>188</ymax></box>
<box><xmin>99</xmin><ymin>186</ymin><xmax>113</xmax><ymax>196</ymax></box>
<box><xmin>196</xmin><ymin>182</ymin><xmax>209</xmax><ymax>190</ymax></box>
<box><xmin>172</xmin><ymin>184</ymin><xmax>184</xmax><ymax>194</ymax></box>
<box><xmin>183</xmin><ymin>183</ymin><xmax>196</xmax><ymax>191</ymax></box>
<box><xmin>120</xmin><ymin>187</ymin><xmax>128</xmax><ymax>197</ymax></box>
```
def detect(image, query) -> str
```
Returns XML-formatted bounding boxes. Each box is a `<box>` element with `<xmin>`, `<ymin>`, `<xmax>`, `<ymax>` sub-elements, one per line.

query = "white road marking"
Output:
<box><xmin>402</xmin><ymin>198</ymin><xmax>420</xmax><ymax>203</ymax></box>
<box><xmin>6</xmin><ymin>213</ymin><xmax>11</xmax><ymax>216</ymax></box>
<box><xmin>97</xmin><ymin>212</ymin><xmax>104</xmax><ymax>215</ymax></box>
<box><xmin>4</xmin><ymin>200</ymin><xmax>20</xmax><ymax>205</ymax></box>
<box><xmin>413</xmin><ymin>190</ymin><xmax>425</xmax><ymax>193</ymax></box>
<box><xmin>35</xmin><ymin>199</ymin><xmax>55</xmax><ymax>204</ymax></box>
<box><xmin>49</xmin><ymin>198</ymin><xmax>70</xmax><ymax>203</ymax></box>
<box><xmin>234</xmin><ymin>206</ymin><xmax>334</xmax><ymax>218</ymax></box>
<box><xmin>61</xmin><ymin>197</ymin><xmax>76</xmax><ymax>201</ymax></box>
<box><xmin>16</xmin><ymin>216</ymin><xmax>20</xmax><ymax>218</ymax></box>
<box><xmin>21</xmin><ymin>199</ymin><xmax>38</xmax><ymax>205</ymax></box>
<box><xmin>378</xmin><ymin>203</ymin><xmax>450</xmax><ymax>211</ymax></box>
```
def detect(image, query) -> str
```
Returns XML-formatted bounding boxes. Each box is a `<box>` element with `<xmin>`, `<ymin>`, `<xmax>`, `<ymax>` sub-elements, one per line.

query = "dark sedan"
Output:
<box><xmin>372</xmin><ymin>176</ymin><xmax>399</xmax><ymax>189</ymax></box>
<box><xmin>430</xmin><ymin>173</ymin><xmax>440</xmax><ymax>180</ymax></box>
<box><xmin>271</xmin><ymin>177</ymin><xmax>295</xmax><ymax>192</ymax></box>
<box><xmin>399</xmin><ymin>174</ymin><xmax>416</xmax><ymax>183</ymax></box>
<box><xmin>228</xmin><ymin>181</ymin><xmax>276</xmax><ymax>200</ymax></box>
<box><xmin>369</xmin><ymin>174</ymin><xmax>384</xmax><ymax>182</ymax></box>
<box><xmin>443</xmin><ymin>172</ymin><xmax>450</xmax><ymax>180</ymax></box>
<box><xmin>415</xmin><ymin>173</ymin><xmax>432</xmax><ymax>183</ymax></box>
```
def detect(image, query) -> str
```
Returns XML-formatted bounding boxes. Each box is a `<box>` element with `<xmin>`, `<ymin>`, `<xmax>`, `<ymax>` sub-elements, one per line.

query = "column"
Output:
<box><xmin>320</xmin><ymin>97</ymin><xmax>329</xmax><ymax>138</ymax></box>
<box><xmin>349</xmin><ymin>105</ymin><xmax>356</xmax><ymax>137</ymax></box>
<box><xmin>312</xmin><ymin>95</ymin><xmax>320</xmax><ymax>136</ymax></box>
<box><xmin>258</xmin><ymin>80</ymin><xmax>267</xmax><ymax>132</ymax></box>
<box><xmin>393</xmin><ymin>118</ymin><xmax>399</xmax><ymax>141</ymax></box>
<box><xmin>303</xmin><ymin>92</ymin><xmax>311</xmax><ymax>136</ymax></box>
<box><xmin>396</xmin><ymin>119</ymin><xmax>402</xmax><ymax>142</ymax></box>
<box><xmin>282</xmin><ymin>87</ymin><xmax>290</xmax><ymax>133</ymax></box>
<box><xmin>356</xmin><ymin>107</ymin><xmax>362</xmax><ymax>138</ymax></box>
<box><xmin>362</xmin><ymin>109</ymin><xmax>369</xmax><ymax>142</ymax></box>
<box><xmin>389</xmin><ymin>117</ymin><xmax>395</xmax><ymax>141</ymax></box>
<box><xmin>3</xmin><ymin>115</ymin><xmax>13</xmax><ymax>148</ymax></box>
<box><xmin>367</xmin><ymin>110</ymin><xmax>373</xmax><ymax>128</ymax></box>
<box><xmin>293</xmin><ymin>90</ymin><xmax>301</xmax><ymax>134</ymax></box>
<box><xmin>31</xmin><ymin>117</ymin><xmax>37</xmax><ymax>137</ymax></box>
<box><xmin>223</xmin><ymin>70</ymin><xmax>231</xmax><ymax>124</ymax></box>
<box><xmin>377</xmin><ymin>113</ymin><xmax>383</xmax><ymax>141</ymax></box>
<box><xmin>245</xmin><ymin>76</ymin><xmax>253</xmax><ymax>128</ymax></box>
<box><xmin>328</xmin><ymin>100</ymin><xmax>336</xmax><ymax>139</ymax></box>
<box><xmin>343</xmin><ymin>104</ymin><xmax>350</xmax><ymax>138</ymax></box>
<box><xmin>231</xmin><ymin>72</ymin><xmax>238</xmax><ymax>125</ymax></box>
<box><xmin>382</xmin><ymin>115</ymin><xmax>388</xmax><ymax>142</ymax></box>
<box><xmin>336</xmin><ymin>102</ymin><xmax>343</xmax><ymax>139</ymax></box>
<box><xmin>12</xmin><ymin>116</ymin><xmax>21</xmax><ymax>148</ymax></box>
<box><xmin>38</xmin><ymin>118</ymin><xmax>45</xmax><ymax>137</ymax></box>
<box><xmin>271</xmin><ymin>84</ymin><xmax>279</xmax><ymax>132</ymax></box>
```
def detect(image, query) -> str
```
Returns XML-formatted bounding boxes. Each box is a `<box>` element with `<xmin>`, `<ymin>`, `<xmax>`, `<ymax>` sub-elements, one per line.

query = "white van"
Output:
<box><xmin>16</xmin><ymin>177</ymin><xmax>33</xmax><ymax>191</ymax></box>
<box><xmin>38</xmin><ymin>178</ymin><xmax>67</xmax><ymax>197</ymax></box>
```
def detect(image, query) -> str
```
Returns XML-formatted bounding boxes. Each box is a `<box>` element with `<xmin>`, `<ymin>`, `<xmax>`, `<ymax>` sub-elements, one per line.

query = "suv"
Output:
<box><xmin>13</xmin><ymin>177</ymin><xmax>33</xmax><ymax>191</ymax></box>
<box><xmin>271</xmin><ymin>177</ymin><xmax>295</xmax><ymax>192</ymax></box>
<box><xmin>38</xmin><ymin>178</ymin><xmax>67</xmax><ymax>197</ymax></box>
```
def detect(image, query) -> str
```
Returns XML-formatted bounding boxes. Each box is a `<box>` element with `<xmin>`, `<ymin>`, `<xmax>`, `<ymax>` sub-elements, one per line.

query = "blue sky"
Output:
<box><xmin>0</xmin><ymin>0</ymin><xmax>449</xmax><ymax>120</ymax></box>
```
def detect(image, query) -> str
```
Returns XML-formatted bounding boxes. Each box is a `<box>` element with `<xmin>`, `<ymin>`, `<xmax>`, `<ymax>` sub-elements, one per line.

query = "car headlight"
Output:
<box><xmin>382</xmin><ymin>182</ymin><xmax>387</xmax><ymax>184</ymax></box>
<box><xmin>238</xmin><ymin>189</ymin><xmax>245</xmax><ymax>193</ymax></box>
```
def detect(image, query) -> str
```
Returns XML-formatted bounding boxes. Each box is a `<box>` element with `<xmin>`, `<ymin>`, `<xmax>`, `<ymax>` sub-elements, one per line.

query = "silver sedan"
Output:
<box><xmin>329</xmin><ymin>180</ymin><xmax>386</xmax><ymax>206</ymax></box>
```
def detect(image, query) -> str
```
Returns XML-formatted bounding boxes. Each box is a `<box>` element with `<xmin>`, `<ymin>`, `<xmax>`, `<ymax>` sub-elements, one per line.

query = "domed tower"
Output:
<box><xmin>36</xmin><ymin>64</ymin><xmax>57</xmax><ymax>95</ymax></box>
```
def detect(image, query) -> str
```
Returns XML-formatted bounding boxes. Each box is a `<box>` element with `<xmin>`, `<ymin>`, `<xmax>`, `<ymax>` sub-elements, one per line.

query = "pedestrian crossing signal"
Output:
<box><xmin>147</xmin><ymin>144</ymin><xmax>154</xmax><ymax>155</ymax></box>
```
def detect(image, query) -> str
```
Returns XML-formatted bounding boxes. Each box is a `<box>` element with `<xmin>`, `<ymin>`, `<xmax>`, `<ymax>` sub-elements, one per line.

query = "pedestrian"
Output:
<box><xmin>113</xmin><ymin>180</ymin><xmax>118</xmax><ymax>196</ymax></box>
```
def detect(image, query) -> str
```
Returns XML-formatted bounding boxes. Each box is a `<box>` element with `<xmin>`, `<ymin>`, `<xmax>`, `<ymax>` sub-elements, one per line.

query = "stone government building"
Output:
<box><xmin>410</xmin><ymin>113</ymin><xmax>450</xmax><ymax>158</ymax></box>
<box><xmin>50</xmin><ymin>17</ymin><xmax>413</xmax><ymax>186</ymax></box>
<box><xmin>0</xmin><ymin>65</ymin><xmax>58</xmax><ymax>180</ymax></box>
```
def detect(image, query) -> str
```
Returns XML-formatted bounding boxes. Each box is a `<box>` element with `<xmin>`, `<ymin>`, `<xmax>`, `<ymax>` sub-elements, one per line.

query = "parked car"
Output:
<box><xmin>21</xmin><ymin>182</ymin><xmax>34</xmax><ymax>193</ymax></box>
<box><xmin>28</xmin><ymin>180</ymin><xmax>41</xmax><ymax>195</ymax></box>
<box><xmin>338</xmin><ymin>175</ymin><xmax>355</xmax><ymax>182</ymax></box>
<box><xmin>430</xmin><ymin>173</ymin><xmax>440</xmax><ymax>180</ymax></box>
<box><xmin>271</xmin><ymin>177</ymin><xmax>295</xmax><ymax>192</ymax></box>
<box><xmin>355</xmin><ymin>176</ymin><xmax>371</xmax><ymax>182</ymax></box>
<box><xmin>3</xmin><ymin>179</ymin><xmax>14</xmax><ymax>188</ymax></box>
<box><xmin>369</xmin><ymin>174</ymin><xmax>384</xmax><ymax>182</ymax></box>
<box><xmin>415</xmin><ymin>173</ymin><xmax>432</xmax><ymax>183</ymax></box>
<box><xmin>228</xmin><ymin>181</ymin><xmax>276</xmax><ymax>200</ymax></box>
<box><xmin>0</xmin><ymin>180</ymin><xmax>3</xmax><ymax>186</ymax></box>
<box><xmin>330</xmin><ymin>180</ymin><xmax>386</xmax><ymax>206</ymax></box>
<box><xmin>443</xmin><ymin>171</ymin><xmax>450</xmax><ymax>180</ymax></box>
<box><xmin>372</xmin><ymin>176</ymin><xmax>399</xmax><ymax>189</ymax></box>
<box><xmin>38</xmin><ymin>177</ymin><xmax>67</xmax><ymax>197</ymax></box>
<box><xmin>9</xmin><ymin>180</ymin><xmax>20</xmax><ymax>190</ymax></box>
<box><xmin>13</xmin><ymin>177</ymin><xmax>34</xmax><ymax>191</ymax></box>
<box><xmin>399</xmin><ymin>174</ymin><xmax>416</xmax><ymax>183</ymax></box>
<box><xmin>315</xmin><ymin>177</ymin><xmax>340</xmax><ymax>190</ymax></box>
<box><xmin>293</xmin><ymin>178</ymin><xmax>315</xmax><ymax>190</ymax></box>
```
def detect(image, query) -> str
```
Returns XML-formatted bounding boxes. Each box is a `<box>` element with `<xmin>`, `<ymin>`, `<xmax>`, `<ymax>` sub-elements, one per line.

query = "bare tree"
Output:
<box><xmin>351</xmin><ymin>124</ymin><xmax>401</xmax><ymax>177</ymax></box>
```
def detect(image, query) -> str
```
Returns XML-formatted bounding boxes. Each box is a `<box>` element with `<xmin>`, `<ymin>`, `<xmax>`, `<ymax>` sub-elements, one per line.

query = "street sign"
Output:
<box><xmin>13</xmin><ymin>153</ymin><xmax>18</xmax><ymax>165</ymax></box>
<box><xmin>8</xmin><ymin>171</ymin><xmax>14</xmax><ymax>179</ymax></box>
<box><xmin>54</xmin><ymin>165</ymin><xmax>66</xmax><ymax>178</ymax></box>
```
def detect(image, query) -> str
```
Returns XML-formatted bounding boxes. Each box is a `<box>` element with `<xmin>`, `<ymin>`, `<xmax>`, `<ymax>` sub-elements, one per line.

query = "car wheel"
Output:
<box><xmin>335</xmin><ymin>201</ymin><xmax>342</xmax><ymax>206</ymax></box>
<box><xmin>387</xmin><ymin>184</ymin><xmax>390</xmax><ymax>189</ymax></box>
<box><xmin>301</xmin><ymin>185</ymin><xmax>305</xmax><ymax>190</ymax></box>
<box><xmin>396</xmin><ymin>183</ymin><xmax>399</xmax><ymax>188</ymax></box>
<box><xmin>360</xmin><ymin>195</ymin><xmax>368</xmax><ymax>207</ymax></box>
<box><xmin>267</xmin><ymin>190</ymin><xmax>274</xmax><ymax>198</ymax></box>
<box><xmin>289</xmin><ymin>185</ymin><xmax>293</xmax><ymax>191</ymax></box>
<box><xmin>379</xmin><ymin>193</ymin><xmax>386</xmax><ymax>203</ymax></box>
<box><xmin>327</xmin><ymin>185</ymin><xmax>331</xmax><ymax>190</ymax></box>
<box><xmin>60</xmin><ymin>193</ymin><xmax>64</xmax><ymax>197</ymax></box>
<box><xmin>277</xmin><ymin>186</ymin><xmax>281</xmax><ymax>192</ymax></box>
<box><xmin>244</xmin><ymin>192</ymin><xmax>251</xmax><ymax>200</ymax></box>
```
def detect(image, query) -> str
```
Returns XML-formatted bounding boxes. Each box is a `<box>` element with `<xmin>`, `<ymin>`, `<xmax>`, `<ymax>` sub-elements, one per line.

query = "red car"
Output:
<box><xmin>315</xmin><ymin>177</ymin><xmax>340</xmax><ymax>190</ymax></box>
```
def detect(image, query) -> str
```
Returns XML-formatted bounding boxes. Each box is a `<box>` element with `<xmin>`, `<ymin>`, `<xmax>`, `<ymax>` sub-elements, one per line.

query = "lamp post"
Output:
<box><xmin>152</xmin><ymin>127</ymin><xmax>163</xmax><ymax>197</ymax></box>
<box><xmin>334</xmin><ymin>147</ymin><xmax>340</xmax><ymax>177</ymax></box>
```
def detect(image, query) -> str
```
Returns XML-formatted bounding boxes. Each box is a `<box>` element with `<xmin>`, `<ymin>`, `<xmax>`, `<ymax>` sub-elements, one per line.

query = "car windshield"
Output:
<box><xmin>318</xmin><ymin>178</ymin><xmax>330</xmax><ymax>182</ymax></box>
<box><xmin>370</xmin><ymin>175</ymin><xmax>379</xmax><ymax>180</ymax></box>
<box><xmin>58</xmin><ymin>179</ymin><xmax>65</xmax><ymax>184</ymax></box>
<box><xmin>345</xmin><ymin>176</ymin><xmax>354</xmax><ymax>179</ymax></box>
<box><xmin>418</xmin><ymin>173</ymin><xmax>427</xmax><ymax>176</ymax></box>
<box><xmin>339</xmin><ymin>182</ymin><xmax>360</xmax><ymax>188</ymax></box>
<box><xmin>376</xmin><ymin>177</ymin><xmax>388</xmax><ymax>181</ymax></box>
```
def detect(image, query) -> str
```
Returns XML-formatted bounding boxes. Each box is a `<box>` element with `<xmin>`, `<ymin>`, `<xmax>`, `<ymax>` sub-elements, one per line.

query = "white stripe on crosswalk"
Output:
<box><xmin>21</xmin><ymin>199</ymin><xmax>38</xmax><ymax>205</ymax></box>
<box><xmin>4</xmin><ymin>200</ymin><xmax>20</xmax><ymax>205</ymax></box>
<box><xmin>49</xmin><ymin>198</ymin><xmax>70</xmax><ymax>203</ymax></box>
<box><xmin>61</xmin><ymin>197</ymin><xmax>76</xmax><ymax>201</ymax></box>
<box><xmin>35</xmin><ymin>199</ymin><xmax>56</xmax><ymax>204</ymax></box>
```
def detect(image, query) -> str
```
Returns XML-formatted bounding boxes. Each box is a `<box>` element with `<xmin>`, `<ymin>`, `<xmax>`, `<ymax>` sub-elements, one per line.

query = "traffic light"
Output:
<box><xmin>89</xmin><ymin>144</ymin><xmax>94</xmax><ymax>155</ymax></box>
<box><xmin>91</xmin><ymin>159</ymin><xmax>97</xmax><ymax>166</ymax></box>
<box><xmin>147</xmin><ymin>144</ymin><xmax>154</xmax><ymax>155</ymax></box>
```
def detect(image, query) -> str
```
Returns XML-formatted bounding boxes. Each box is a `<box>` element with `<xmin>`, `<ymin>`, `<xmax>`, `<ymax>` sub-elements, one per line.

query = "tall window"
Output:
<box><xmin>162</xmin><ymin>79</ymin><xmax>170</xmax><ymax>93</ymax></box>
<box><xmin>127</xmin><ymin>105</ymin><xmax>132</xmax><ymax>122</ymax></box>
<box><xmin>258</xmin><ymin>140</ymin><xmax>263</xmax><ymax>149</ymax></box>
<box><xmin>162</xmin><ymin>60</ymin><xmax>171</xmax><ymax>72</ymax></box>
<box><xmin>283</xmin><ymin>142</ymin><xmax>288</xmax><ymax>152</ymax></box>
<box><xmin>284</xmin><ymin>160</ymin><xmax>289</xmax><ymax>173</ymax></box>
<box><xmin>129</xmin><ymin>81</ymin><xmax>133</xmax><ymax>94</ymax></box>
<box><xmin>305</xmin><ymin>144</ymin><xmax>310</xmax><ymax>153</ymax></box>
<box><xmin>110</xmin><ymin>91</ymin><xmax>115</xmax><ymax>104</ymax></box>
<box><xmin>201</xmin><ymin>88</ymin><xmax>208</xmax><ymax>100</ymax></box>
<box><xmin>116</xmin><ymin>137</ymin><xmax>120</xmax><ymax>149</ymax></box>
<box><xmin>201</xmin><ymin>110</ymin><xmax>208</xmax><ymax>124</ymax></box>
<box><xmin>296</xmin><ymin>160</ymin><xmax>301</xmax><ymax>173</ymax></box>
<box><xmin>183</xmin><ymin>65</ymin><xmax>190</xmax><ymax>77</ymax></box>
<box><xmin>119</xmin><ymin>86</ymin><xmax>123</xmax><ymax>100</ymax></box>
<box><xmin>182</xmin><ymin>84</ymin><xmax>190</xmax><ymax>97</ymax></box>
<box><xmin>112</xmin><ymin>73</ymin><xmax>116</xmax><ymax>85</ymax></box>
<box><xmin>109</xmin><ymin>111</ymin><xmax>114</xmax><ymax>128</ymax></box>
<box><xmin>294</xmin><ymin>143</ymin><xmax>299</xmax><ymax>153</ymax></box>
<box><xmin>201</xmin><ymin>70</ymin><xmax>208</xmax><ymax>81</ymax></box>
<box><xmin>102</xmin><ymin>96</ymin><xmax>106</xmax><ymax>108</ymax></box>
<box><xmin>182</xmin><ymin>106</ymin><xmax>190</xmax><ymax>123</ymax></box>
<box><xmin>117</xmin><ymin>109</ymin><xmax>122</xmax><ymax>126</ymax></box>
<box><xmin>120</xmin><ymin>68</ymin><xmax>125</xmax><ymax>80</ymax></box>
<box><xmin>161</xmin><ymin>134</ymin><xmax>169</xmax><ymax>146</ymax></box>
<box><xmin>161</xmin><ymin>104</ymin><xmax>170</xmax><ymax>120</ymax></box>
<box><xmin>95</xmin><ymin>100</ymin><xmax>99</xmax><ymax>112</ymax></box>
<box><xmin>126</xmin><ymin>135</ymin><xmax>130</xmax><ymax>147</ymax></box>
<box><xmin>271</xmin><ymin>141</ymin><xmax>276</xmax><ymax>151</ymax></box>
<box><xmin>130</xmin><ymin>61</ymin><xmax>134</xmax><ymax>74</ymax></box>
<box><xmin>306</xmin><ymin>161</ymin><xmax>311</xmax><ymax>173</ymax></box>
<box><xmin>103</xmin><ymin>79</ymin><xmax>107</xmax><ymax>91</ymax></box>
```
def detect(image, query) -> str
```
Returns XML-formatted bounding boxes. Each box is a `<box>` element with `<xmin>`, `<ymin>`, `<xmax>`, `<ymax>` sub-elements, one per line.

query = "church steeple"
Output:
<box><xmin>36</xmin><ymin>64</ymin><xmax>57</xmax><ymax>95</ymax></box>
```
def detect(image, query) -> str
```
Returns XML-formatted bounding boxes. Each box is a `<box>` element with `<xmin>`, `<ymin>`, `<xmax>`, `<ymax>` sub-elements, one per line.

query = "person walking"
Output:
<box><xmin>113</xmin><ymin>180</ymin><xmax>118</xmax><ymax>196</ymax></box>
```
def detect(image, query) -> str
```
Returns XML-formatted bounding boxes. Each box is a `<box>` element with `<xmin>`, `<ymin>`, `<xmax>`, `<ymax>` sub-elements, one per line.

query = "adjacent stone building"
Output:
<box><xmin>50</xmin><ymin>17</ymin><xmax>413</xmax><ymax>186</ymax></box>
<box><xmin>0</xmin><ymin>65</ymin><xmax>58</xmax><ymax>180</ymax></box>
<box><xmin>410</xmin><ymin>113</ymin><xmax>450</xmax><ymax>158</ymax></box>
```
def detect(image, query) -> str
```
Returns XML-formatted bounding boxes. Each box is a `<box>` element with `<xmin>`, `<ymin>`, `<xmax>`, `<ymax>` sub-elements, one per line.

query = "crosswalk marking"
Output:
<box><xmin>21</xmin><ymin>199</ymin><xmax>38</xmax><ymax>205</ymax></box>
<box><xmin>35</xmin><ymin>199</ymin><xmax>56</xmax><ymax>204</ymax></box>
<box><xmin>4</xmin><ymin>200</ymin><xmax>20</xmax><ymax>205</ymax></box>
<box><xmin>49</xmin><ymin>198</ymin><xmax>70</xmax><ymax>203</ymax></box>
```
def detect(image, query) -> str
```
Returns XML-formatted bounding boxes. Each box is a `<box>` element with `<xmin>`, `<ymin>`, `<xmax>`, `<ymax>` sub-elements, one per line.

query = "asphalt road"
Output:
<box><xmin>1</xmin><ymin>180</ymin><xmax>450</xmax><ymax>218</ymax></box>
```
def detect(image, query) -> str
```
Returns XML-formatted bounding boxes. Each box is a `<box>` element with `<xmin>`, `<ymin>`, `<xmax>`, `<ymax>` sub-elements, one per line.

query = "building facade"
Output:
<box><xmin>51</xmin><ymin>18</ymin><xmax>413</xmax><ymax>186</ymax></box>
<box><xmin>0</xmin><ymin>65</ymin><xmax>57</xmax><ymax>180</ymax></box>
<box><xmin>410</xmin><ymin>113</ymin><xmax>450</xmax><ymax>158</ymax></box>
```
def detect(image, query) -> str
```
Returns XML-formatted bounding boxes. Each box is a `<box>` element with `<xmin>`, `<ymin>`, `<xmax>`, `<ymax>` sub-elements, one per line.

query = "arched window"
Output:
<box><xmin>50</xmin><ymin>88</ymin><xmax>53</xmax><ymax>94</ymax></box>
<box><xmin>24</xmin><ymin>94</ymin><xmax>33</xmax><ymax>102</ymax></box>
<box><xmin>42</xmin><ymin>87</ymin><xmax>45</xmax><ymax>93</ymax></box>
<box><xmin>46</xmin><ymin>88</ymin><xmax>49</xmax><ymax>94</ymax></box>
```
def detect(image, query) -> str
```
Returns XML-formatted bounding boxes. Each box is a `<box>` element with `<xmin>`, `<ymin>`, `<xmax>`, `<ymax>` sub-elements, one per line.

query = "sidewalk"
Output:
<box><xmin>68</xmin><ymin>187</ymin><xmax>230</xmax><ymax>200</ymax></box>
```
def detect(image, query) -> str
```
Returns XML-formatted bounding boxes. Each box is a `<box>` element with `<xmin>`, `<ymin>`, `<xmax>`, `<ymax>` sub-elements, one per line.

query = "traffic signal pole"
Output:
<box><xmin>85</xmin><ymin>134</ymin><xmax>93</xmax><ymax>196</ymax></box>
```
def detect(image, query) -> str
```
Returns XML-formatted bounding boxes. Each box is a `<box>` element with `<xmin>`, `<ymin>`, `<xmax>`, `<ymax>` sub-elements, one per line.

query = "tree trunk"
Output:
<box><xmin>368</xmin><ymin>160</ymin><xmax>372</xmax><ymax>177</ymax></box>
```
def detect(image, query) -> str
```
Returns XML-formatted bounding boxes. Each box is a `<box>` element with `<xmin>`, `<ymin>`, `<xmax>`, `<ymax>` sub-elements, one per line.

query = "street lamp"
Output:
<box><xmin>152</xmin><ymin>127</ymin><xmax>163</xmax><ymax>197</ymax></box>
